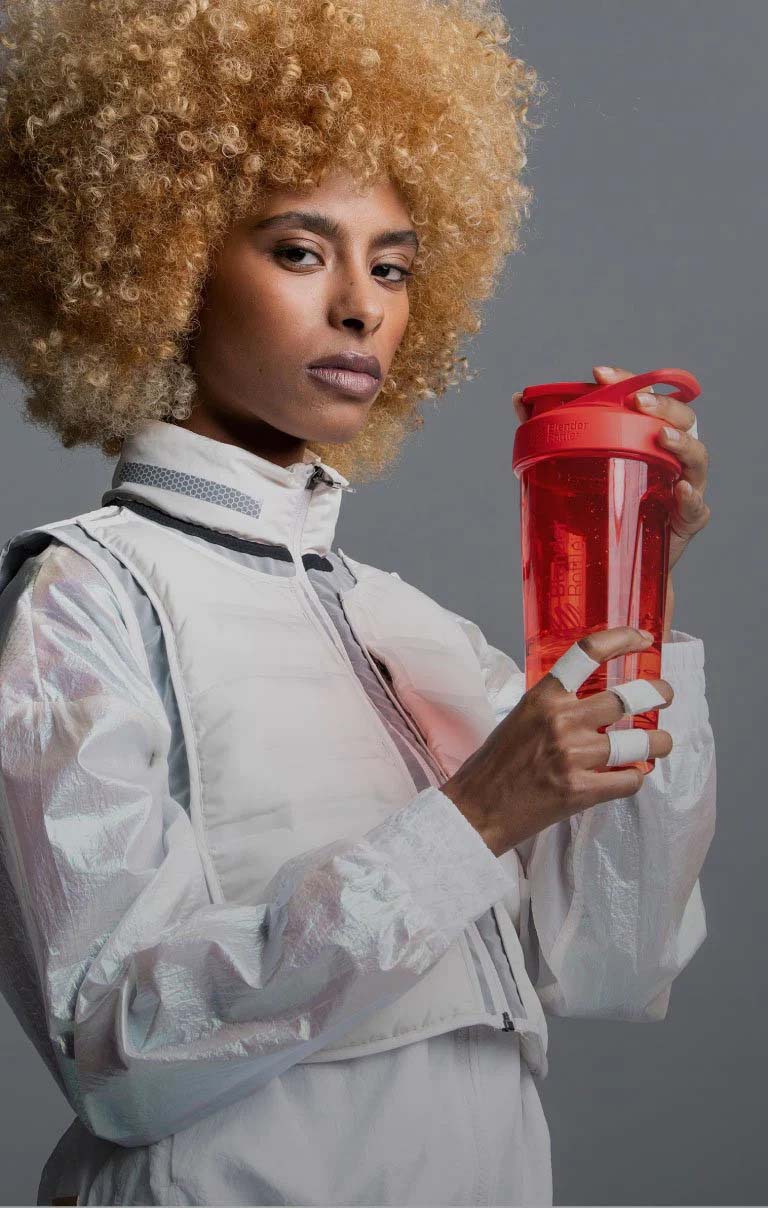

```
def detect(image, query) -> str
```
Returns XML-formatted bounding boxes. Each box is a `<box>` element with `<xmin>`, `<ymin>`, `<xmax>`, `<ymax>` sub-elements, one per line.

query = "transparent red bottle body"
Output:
<box><xmin>520</xmin><ymin>453</ymin><xmax>677</xmax><ymax>773</ymax></box>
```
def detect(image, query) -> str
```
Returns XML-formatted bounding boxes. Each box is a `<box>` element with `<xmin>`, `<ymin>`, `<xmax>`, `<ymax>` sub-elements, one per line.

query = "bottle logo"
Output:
<box><xmin>550</xmin><ymin>520</ymin><xmax>586</xmax><ymax>633</ymax></box>
<box><xmin>544</xmin><ymin>419</ymin><xmax>588</xmax><ymax>443</ymax></box>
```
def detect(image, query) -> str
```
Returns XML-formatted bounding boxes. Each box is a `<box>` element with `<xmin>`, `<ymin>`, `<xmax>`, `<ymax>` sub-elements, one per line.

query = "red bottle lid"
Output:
<box><xmin>512</xmin><ymin>368</ymin><xmax>700</xmax><ymax>477</ymax></box>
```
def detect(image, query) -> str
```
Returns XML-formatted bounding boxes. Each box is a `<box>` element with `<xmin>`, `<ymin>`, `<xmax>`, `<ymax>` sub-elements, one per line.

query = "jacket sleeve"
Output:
<box><xmin>0</xmin><ymin>542</ymin><xmax>516</xmax><ymax>1148</ymax></box>
<box><xmin>443</xmin><ymin>607</ymin><xmax>717</xmax><ymax>1022</ymax></box>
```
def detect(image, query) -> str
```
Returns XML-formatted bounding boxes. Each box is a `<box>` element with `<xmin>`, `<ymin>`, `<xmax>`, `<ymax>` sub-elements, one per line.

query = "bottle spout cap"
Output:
<box><xmin>513</xmin><ymin>367</ymin><xmax>702</xmax><ymax>476</ymax></box>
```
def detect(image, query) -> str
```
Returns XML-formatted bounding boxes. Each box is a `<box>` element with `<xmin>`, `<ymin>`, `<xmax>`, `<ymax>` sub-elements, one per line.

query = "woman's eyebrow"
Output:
<box><xmin>252</xmin><ymin>209</ymin><xmax>420</xmax><ymax>252</ymax></box>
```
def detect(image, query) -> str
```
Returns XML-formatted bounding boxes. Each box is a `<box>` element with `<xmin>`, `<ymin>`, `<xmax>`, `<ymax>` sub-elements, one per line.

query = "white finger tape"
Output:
<box><xmin>609</xmin><ymin>678</ymin><xmax>667</xmax><ymax>716</ymax></box>
<box><xmin>548</xmin><ymin>641</ymin><xmax>601</xmax><ymax>693</ymax></box>
<box><xmin>606</xmin><ymin>727</ymin><xmax>650</xmax><ymax>767</ymax></box>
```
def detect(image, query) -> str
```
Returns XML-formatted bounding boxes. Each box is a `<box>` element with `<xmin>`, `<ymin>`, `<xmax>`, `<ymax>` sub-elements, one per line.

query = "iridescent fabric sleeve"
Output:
<box><xmin>0</xmin><ymin>543</ymin><xmax>515</xmax><ymax>1147</ymax></box>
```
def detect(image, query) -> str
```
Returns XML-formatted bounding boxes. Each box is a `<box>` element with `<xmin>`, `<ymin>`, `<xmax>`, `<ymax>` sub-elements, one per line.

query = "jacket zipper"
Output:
<box><xmin>286</xmin><ymin>466</ymin><xmax>357</xmax><ymax>658</ymax></box>
<box><xmin>347</xmin><ymin>636</ymin><xmax>448</xmax><ymax>785</ymax></box>
<box><xmin>299</xmin><ymin>468</ymin><xmax>446</xmax><ymax>787</ymax></box>
<box><xmin>294</xmin><ymin>468</ymin><xmax>518</xmax><ymax>1037</ymax></box>
<box><xmin>305</xmin><ymin>463</ymin><xmax>357</xmax><ymax>494</ymax></box>
<box><xmin>286</xmin><ymin>468</ymin><xmax>422</xmax><ymax>797</ymax></box>
<box><xmin>333</xmin><ymin>553</ymin><xmax>452</xmax><ymax>783</ymax></box>
<box><xmin>492</xmin><ymin>902</ymin><xmax>549</xmax><ymax>1046</ymax></box>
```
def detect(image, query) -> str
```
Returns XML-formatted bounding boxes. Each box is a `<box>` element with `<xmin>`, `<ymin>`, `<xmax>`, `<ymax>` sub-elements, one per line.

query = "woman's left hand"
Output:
<box><xmin>512</xmin><ymin>364</ymin><xmax>711</xmax><ymax>638</ymax></box>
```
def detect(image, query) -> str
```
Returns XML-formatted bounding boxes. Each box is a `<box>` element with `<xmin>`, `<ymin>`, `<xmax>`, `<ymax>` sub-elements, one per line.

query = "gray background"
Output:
<box><xmin>0</xmin><ymin>0</ymin><xmax>764</xmax><ymax>1203</ymax></box>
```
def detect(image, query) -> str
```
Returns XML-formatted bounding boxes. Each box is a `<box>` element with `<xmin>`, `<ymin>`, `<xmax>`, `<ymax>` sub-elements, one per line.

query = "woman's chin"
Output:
<box><xmin>301</xmin><ymin>412</ymin><xmax>373</xmax><ymax>446</ymax></box>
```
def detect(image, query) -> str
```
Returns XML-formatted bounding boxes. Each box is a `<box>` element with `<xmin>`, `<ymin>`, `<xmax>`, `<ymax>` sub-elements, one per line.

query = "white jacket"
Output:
<box><xmin>0</xmin><ymin>420</ymin><xmax>716</xmax><ymax>1201</ymax></box>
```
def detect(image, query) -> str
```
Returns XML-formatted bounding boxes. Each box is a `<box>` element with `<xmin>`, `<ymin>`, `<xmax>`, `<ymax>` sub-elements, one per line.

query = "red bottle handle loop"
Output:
<box><xmin>519</xmin><ymin>368</ymin><xmax>701</xmax><ymax>419</ymax></box>
<box><xmin>571</xmin><ymin>368</ymin><xmax>700</xmax><ymax>408</ymax></box>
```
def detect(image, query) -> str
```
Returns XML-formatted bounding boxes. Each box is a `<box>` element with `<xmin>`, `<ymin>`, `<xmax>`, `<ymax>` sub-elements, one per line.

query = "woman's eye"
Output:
<box><xmin>273</xmin><ymin>245</ymin><xmax>412</xmax><ymax>283</ymax></box>
<box><xmin>274</xmin><ymin>245</ymin><xmax>322</xmax><ymax>267</ymax></box>
<box><xmin>374</xmin><ymin>263</ymin><xmax>413</xmax><ymax>284</ymax></box>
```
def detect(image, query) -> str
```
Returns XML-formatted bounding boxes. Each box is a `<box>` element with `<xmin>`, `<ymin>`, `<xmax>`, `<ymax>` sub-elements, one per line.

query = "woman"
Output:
<box><xmin>0</xmin><ymin>0</ymin><xmax>716</xmax><ymax>1204</ymax></box>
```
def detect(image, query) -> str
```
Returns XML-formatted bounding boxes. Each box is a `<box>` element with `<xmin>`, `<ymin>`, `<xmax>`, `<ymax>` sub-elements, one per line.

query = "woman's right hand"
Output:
<box><xmin>440</xmin><ymin>626</ymin><xmax>674</xmax><ymax>858</ymax></box>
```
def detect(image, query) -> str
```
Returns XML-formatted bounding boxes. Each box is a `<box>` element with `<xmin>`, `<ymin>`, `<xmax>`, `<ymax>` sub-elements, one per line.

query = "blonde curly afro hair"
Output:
<box><xmin>0</xmin><ymin>0</ymin><xmax>546</xmax><ymax>482</ymax></box>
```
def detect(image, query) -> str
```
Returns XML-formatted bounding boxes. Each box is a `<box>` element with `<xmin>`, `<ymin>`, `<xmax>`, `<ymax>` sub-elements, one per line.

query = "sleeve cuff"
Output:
<box><xmin>662</xmin><ymin>628</ymin><xmax>706</xmax><ymax>674</ymax></box>
<box><xmin>660</xmin><ymin>629</ymin><xmax>710</xmax><ymax>737</ymax></box>
<box><xmin>369</xmin><ymin>785</ymin><xmax>516</xmax><ymax>941</ymax></box>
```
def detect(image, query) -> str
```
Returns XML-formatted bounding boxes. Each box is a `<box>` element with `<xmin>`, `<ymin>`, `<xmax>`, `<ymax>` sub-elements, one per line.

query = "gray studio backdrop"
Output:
<box><xmin>0</xmin><ymin>2</ymin><xmax>764</xmax><ymax>1203</ymax></box>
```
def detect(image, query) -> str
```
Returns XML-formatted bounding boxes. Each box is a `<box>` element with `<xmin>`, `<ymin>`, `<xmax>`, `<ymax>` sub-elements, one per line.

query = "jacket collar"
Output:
<box><xmin>101</xmin><ymin>419</ymin><xmax>353</xmax><ymax>557</ymax></box>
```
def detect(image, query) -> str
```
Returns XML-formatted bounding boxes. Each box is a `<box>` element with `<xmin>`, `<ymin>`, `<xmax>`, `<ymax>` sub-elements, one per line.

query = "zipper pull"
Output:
<box><xmin>501</xmin><ymin>1011</ymin><xmax>515</xmax><ymax>1032</ymax></box>
<box><xmin>306</xmin><ymin>465</ymin><xmax>356</xmax><ymax>493</ymax></box>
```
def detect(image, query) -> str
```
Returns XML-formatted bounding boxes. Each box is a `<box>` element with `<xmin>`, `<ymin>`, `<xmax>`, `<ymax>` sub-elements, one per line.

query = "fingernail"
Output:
<box><xmin>680</xmin><ymin>480</ymin><xmax>693</xmax><ymax>495</ymax></box>
<box><xmin>593</xmin><ymin>365</ymin><xmax>616</xmax><ymax>376</ymax></box>
<box><xmin>512</xmin><ymin>391</ymin><xmax>523</xmax><ymax>402</ymax></box>
<box><xmin>635</xmin><ymin>391</ymin><xmax>658</xmax><ymax>409</ymax></box>
<box><xmin>663</xmin><ymin>425</ymin><xmax>680</xmax><ymax>441</ymax></box>
<box><xmin>639</xmin><ymin>629</ymin><xmax>654</xmax><ymax>641</ymax></box>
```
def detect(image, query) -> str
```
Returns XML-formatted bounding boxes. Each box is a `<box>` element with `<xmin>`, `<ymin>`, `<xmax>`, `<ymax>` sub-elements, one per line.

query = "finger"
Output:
<box><xmin>631</xmin><ymin>390</ymin><xmax>697</xmax><ymax>435</ymax></box>
<box><xmin>592</xmin><ymin>725</ymin><xmax>673</xmax><ymax>770</ymax></box>
<box><xmin>537</xmin><ymin>627</ymin><xmax>655</xmax><ymax>701</ymax></box>
<box><xmin>657</xmin><ymin>424</ymin><xmax>709</xmax><ymax>491</ymax></box>
<box><xmin>512</xmin><ymin>390</ymin><xmax>527</xmax><ymax>423</ymax></box>
<box><xmin>592</xmin><ymin>365</ymin><xmax>640</xmax><ymax>386</ymax></box>
<box><xmin>670</xmin><ymin>480</ymin><xmax>711</xmax><ymax>538</ymax></box>
<box><xmin>570</xmin><ymin>764</ymin><xmax>647</xmax><ymax>809</ymax></box>
<box><xmin>569</xmin><ymin>724</ymin><xmax>673</xmax><ymax>771</ymax></box>
<box><xmin>569</xmin><ymin>678</ymin><xmax>674</xmax><ymax>730</ymax></box>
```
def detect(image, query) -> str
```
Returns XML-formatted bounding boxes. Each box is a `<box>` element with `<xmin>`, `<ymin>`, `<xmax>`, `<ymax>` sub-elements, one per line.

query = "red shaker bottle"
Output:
<box><xmin>511</xmin><ymin>368</ymin><xmax>700</xmax><ymax>773</ymax></box>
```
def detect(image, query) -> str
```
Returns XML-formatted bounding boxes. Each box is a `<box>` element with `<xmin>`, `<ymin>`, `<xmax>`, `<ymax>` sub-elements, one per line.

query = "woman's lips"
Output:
<box><xmin>306</xmin><ymin>366</ymin><xmax>380</xmax><ymax>398</ymax></box>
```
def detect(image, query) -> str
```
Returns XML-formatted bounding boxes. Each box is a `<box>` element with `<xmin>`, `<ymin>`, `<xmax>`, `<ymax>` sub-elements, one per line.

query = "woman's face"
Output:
<box><xmin>179</xmin><ymin>168</ymin><xmax>418</xmax><ymax>466</ymax></box>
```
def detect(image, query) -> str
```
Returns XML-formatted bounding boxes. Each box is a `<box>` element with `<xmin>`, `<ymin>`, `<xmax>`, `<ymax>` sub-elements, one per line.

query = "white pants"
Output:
<box><xmin>76</xmin><ymin>1026</ymin><xmax>552</xmax><ymax>1206</ymax></box>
